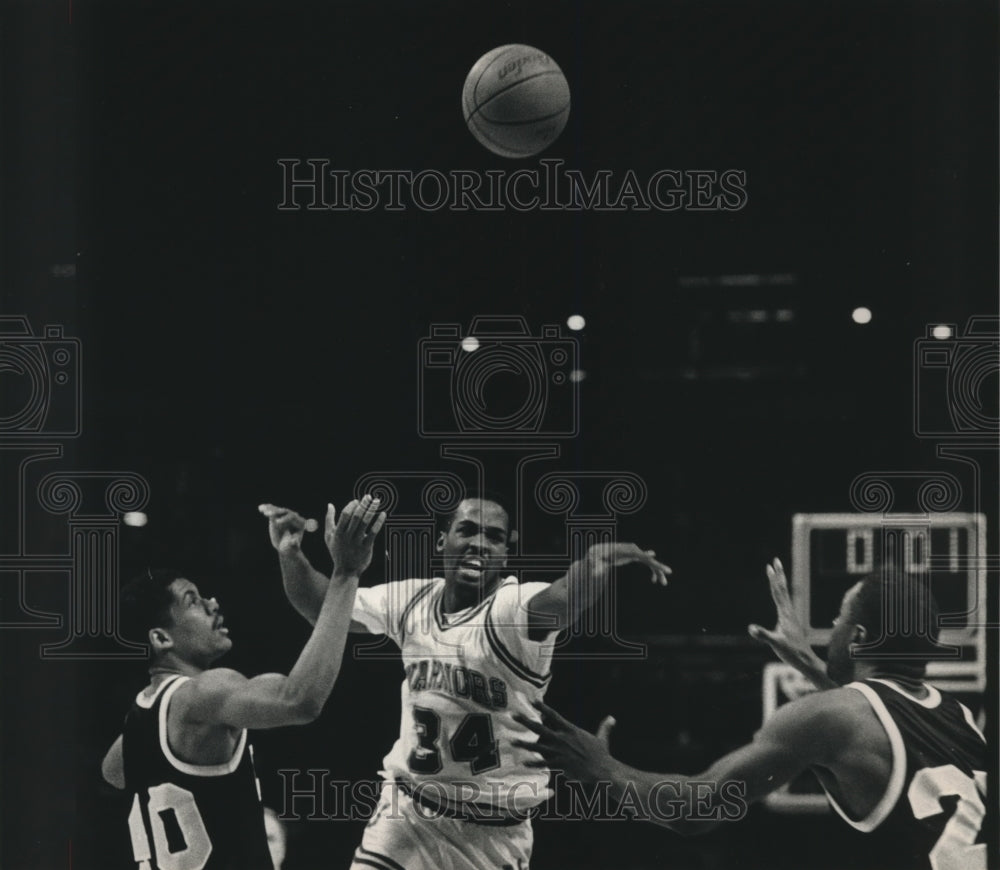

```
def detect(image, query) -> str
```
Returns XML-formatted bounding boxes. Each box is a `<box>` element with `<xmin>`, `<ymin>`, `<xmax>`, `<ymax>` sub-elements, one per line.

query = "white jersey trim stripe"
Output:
<box><xmin>355</xmin><ymin>846</ymin><xmax>409</xmax><ymax>870</ymax></box>
<box><xmin>354</xmin><ymin>856</ymin><xmax>404</xmax><ymax>870</ymax></box>
<box><xmin>158</xmin><ymin>675</ymin><xmax>247</xmax><ymax>777</ymax></box>
<box><xmin>868</xmin><ymin>677</ymin><xmax>941</xmax><ymax>709</ymax></box>
<box><xmin>484</xmin><ymin>604</ymin><xmax>551</xmax><ymax>688</ymax></box>
<box><xmin>397</xmin><ymin>582</ymin><xmax>437</xmax><ymax>643</ymax></box>
<box><xmin>134</xmin><ymin>674</ymin><xmax>180</xmax><ymax>709</ymax></box>
<box><xmin>434</xmin><ymin>588</ymin><xmax>494</xmax><ymax>632</ymax></box>
<box><xmin>959</xmin><ymin>702</ymin><xmax>987</xmax><ymax>743</ymax></box>
<box><xmin>822</xmin><ymin>681</ymin><xmax>907</xmax><ymax>833</ymax></box>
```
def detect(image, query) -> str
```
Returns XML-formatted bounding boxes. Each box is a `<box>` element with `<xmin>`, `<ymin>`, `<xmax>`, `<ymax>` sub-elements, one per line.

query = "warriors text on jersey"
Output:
<box><xmin>352</xmin><ymin>576</ymin><xmax>557</xmax><ymax>818</ymax></box>
<box><xmin>122</xmin><ymin>674</ymin><xmax>273</xmax><ymax>870</ymax></box>
<box><xmin>821</xmin><ymin>677</ymin><xmax>988</xmax><ymax>870</ymax></box>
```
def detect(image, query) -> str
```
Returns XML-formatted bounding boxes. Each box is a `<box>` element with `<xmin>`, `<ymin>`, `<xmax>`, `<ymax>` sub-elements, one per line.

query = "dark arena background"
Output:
<box><xmin>1</xmin><ymin>1</ymin><xmax>998</xmax><ymax>868</ymax></box>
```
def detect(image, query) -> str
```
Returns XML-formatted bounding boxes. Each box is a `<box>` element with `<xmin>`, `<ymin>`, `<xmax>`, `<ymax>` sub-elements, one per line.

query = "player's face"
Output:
<box><xmin>162</xmin><ymin>578</ymin><xmax>232</xmax><ymax>666</ymax></box>
<box><xmin>827</xmin><ymin>581</ymin><xmax>863</xmax><ymax>684</ymax></box>
<box><xmin>437</xmin><ymin>499</ymin><xmax>510</xmax><ymax>592</ymax></box>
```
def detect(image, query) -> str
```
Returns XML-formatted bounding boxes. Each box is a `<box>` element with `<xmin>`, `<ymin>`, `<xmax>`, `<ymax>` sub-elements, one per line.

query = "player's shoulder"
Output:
<box><xmin>401</xmin><ymin>576</ymin><xmax>443</xmax><ymax>590</ymax></box>
<box><xmin>764</xmin><ymin>686</ymin><xmax>870</xmax><ymax>740</ymax></box>
<box><xmin>748</xmin><ymin>689</ymin><xmax>859</xmax><ymax>769</ymax></box>
<box><xmin>176</xmin><ymin>668</ymin><xmax>247</xmax><ymax>701</ymax></box>
<box><xmin>791</xmin><ymin>685</ymin><xmax>870</xmax><ymax>715</ymax></box>
<box><xmin>389</xmin><ymin>577</ymin><xmax>443</xmax><ymax>627</ymax></box>
<box><xmin>167</xmin><ymin>670</ymin><xmax>251</xmax><ymax>729</ymax></box>
<box><xmin>488</xmin><ymin>578</ymin><xmax>553</xmax><ymax>627</ymax></box>
<box><xmin>364</xmin><ymin>576</ymin><xmax>441</xmax><ymax>609</ymax></box>
<box><xmin>383</xmin><ymin>576</ymin><xmax>442</xmax><ymax>594</ymax></box>
<box><xmin>394</xmin><ymin>576</ymin><xmax>443</xmax><ymax>606</ymax></box>
<box><xmin>491</xmin><ymin>577</ymin><xmax>550</xmax><ymax>606</ymax></box>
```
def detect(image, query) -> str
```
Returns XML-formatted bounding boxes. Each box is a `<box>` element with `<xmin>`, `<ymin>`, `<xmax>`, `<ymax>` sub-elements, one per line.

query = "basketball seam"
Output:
<box><xmin>465</xmin><ymin>70</ymin><xmax>565</xmax><ymax>124</ymax></box>
<box><xmin>469</xmin><ymin>45</ymin><xmax>521</xmax><ymax>115</ymax></box>
<box><xmin>466</xmin><ymin>113</ymin><xmax>527</xmax><ymax>158</ymax></box>
<box><xmin>477</xmin><ymin>104</ymin><xmax>569</xmax><ymax>127</ymax></box>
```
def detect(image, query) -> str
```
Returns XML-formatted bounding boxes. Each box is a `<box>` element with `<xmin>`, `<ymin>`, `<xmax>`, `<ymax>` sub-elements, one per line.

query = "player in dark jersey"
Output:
<box><xmin>101</xmin><ymin>495</ymin><xmax>387</xmax><ymax>870</ymax></box>
<box><xmin>517</xmin><ymin>559</ymin><xmax>989</xmax><ymax>870</ymax></box>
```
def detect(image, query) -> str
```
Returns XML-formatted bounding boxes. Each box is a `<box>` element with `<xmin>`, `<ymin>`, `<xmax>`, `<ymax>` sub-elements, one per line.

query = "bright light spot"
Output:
<box><xmin>569</xmin><ymin>369</ymin><xmax>586</xmax><ymax>383</ymax></box>
<box><xmin>852</xmin><ymin>307</ymin><xmax>873</xmax><ymax>325</ymax></box>
<box><xmin>775</xmin><ymin>309</ymin><xmax>795</xmax><ymax>323</ymax></box>
<box><xmin>566</xmin><ymin>314</ymin><xmax>586</xmax><ymax>331</ymax></box>
<box><xmin>460</xmin><ymin>336</ymin><xmax>480</xmax><ymax>353</ymax></box>
<box><xmin>747</xmin><ymin>309</ymin><xmax>768</xmax><ymax>323</ymax></box>
<box><xmin>123</xmin><ymin>512</ymin><xmax>147</xmax><ymax>527</ymax></box>
<box><xmin>932</xmin><ymin>324</ymin><xmax>953</xmax><ymax>340</ymax></box>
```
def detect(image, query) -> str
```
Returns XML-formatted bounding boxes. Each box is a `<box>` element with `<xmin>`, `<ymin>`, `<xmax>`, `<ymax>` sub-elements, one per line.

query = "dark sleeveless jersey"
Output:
<box><xmin>122</xmin><ymin>674</ymin><xmax>273</xmax><ymax>870</ymax></box>
<box><xmin>821</xmin><ymin>677</ymin><xmax>988</xmax><ymax>870</ymax></box>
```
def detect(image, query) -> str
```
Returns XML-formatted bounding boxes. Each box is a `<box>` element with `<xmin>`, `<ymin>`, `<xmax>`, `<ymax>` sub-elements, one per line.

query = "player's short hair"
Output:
<box><xmin>437</xmin><ymin>489</ymin><xmax>514</xmax><ymax>536</ymax></box>
<box><xmin>120</xmin><ymin>568</ymin><xmax>185</xmax><ymax>646</ymax></box>
<box><xmin>850</xmin><ymin>568</ymin><xmax>941</xmax><ymax>677</ymax></box>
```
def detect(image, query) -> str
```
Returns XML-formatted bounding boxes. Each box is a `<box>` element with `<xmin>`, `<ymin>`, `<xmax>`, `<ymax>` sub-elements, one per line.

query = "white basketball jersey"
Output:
<box><xmin>352</xmin><ymin>576</ymin><xmax>556</xmax><ymax>815</ymax></box>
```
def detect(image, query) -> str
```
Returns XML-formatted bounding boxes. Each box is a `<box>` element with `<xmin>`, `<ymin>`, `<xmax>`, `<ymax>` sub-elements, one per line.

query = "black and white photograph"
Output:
<box><xmin>1</xmin><ymin>1</ymin><xmax>997</xmax><ymax>868</ymax></box>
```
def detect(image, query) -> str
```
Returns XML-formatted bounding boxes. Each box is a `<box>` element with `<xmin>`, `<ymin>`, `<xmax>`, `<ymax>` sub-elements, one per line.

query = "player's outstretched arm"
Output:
<box><xmin>180</xmin><ymin>497</ymin><xmax>386</xmax><ymax>729</ymax></box>
<box><xmin>515</xmin><ymin>693</ymin><xmax>848</xmax><ymax>835</ymax></box>
<box><xmin>259</xmin><ymin>503</ymin><xmax>330</xmax><ymax>626</ymax></box>
<box><xmin>747</xmin><ymin>558</ymin><xmax>838</xmax><ymax>690</ymax></box>
<box><xmin>526</xmin><ymin>543</ymin><xmax>670</xmax><ymax>638</ymax></box>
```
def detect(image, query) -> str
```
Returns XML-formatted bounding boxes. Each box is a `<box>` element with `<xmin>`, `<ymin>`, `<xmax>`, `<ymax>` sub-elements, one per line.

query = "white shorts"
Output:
<box><xmin>350</xmin><ymin>782</ymin><xmax>533</xmax><ymax>870</ymax></box>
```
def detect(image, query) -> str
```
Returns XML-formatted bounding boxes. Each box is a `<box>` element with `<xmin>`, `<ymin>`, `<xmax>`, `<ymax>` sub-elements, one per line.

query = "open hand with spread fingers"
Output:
<box><xmin>259</xmin><ymin>503</ymin><xmax>319</xmax><ymax>554</ymax></box>
<box><xmin>590</xmin><ymin>542</ymin><xmax>672</xmax><ymax>586</ymax></box>
<box><xmin>747</xmin><ymin>557</ymin><xmax>836</xmax><ymax>688</ymax></box>
<box><xmin>511</xmin><ymin>701</ymin><xmax>617</xmax><ymax>784</ymax></box>
<box><xmin>325</xmin><ymin>494</ymin><xmax>387</xmax><ymax>578</ymax></box>
<box><xmin>747</xmin><ymin>558</ymin><xmax>808</xmax><ymax>656</ymax></box>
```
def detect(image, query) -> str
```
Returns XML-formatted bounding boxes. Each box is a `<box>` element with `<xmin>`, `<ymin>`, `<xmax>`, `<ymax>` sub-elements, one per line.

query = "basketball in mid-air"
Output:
<box><xmin>462</xmin><ymin>45</ymin><xmax>570</xmax><ymax>158</ymax></box>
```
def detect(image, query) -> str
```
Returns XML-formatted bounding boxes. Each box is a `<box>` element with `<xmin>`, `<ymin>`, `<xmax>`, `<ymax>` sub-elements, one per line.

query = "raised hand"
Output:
<box><xmin>325</xmin><ymin>494</ymin><xmax>387</xmax><ymax>578</ymax></box>
<box><xmin>748</xmin><ymin>558</ymin><xmax>836</xmax><ymax>688</ymax></box>
<box><xmin>259</xmin><ymin>503</ymin><xmax>319</xmax><ymax>554</ymax></box>
<box><xmin>511</xmin><ymin>701</ymin><xmax>616</xmax><ymax>783</ymax></box>
<box><xmin>747</xmin><ymin>558</ymin><xmax>809</xmax><ymax>659</ymax></box>
<box><xmin>589</xmin><ymin>542</ymin><xmax>672</xmax><ymax>586</ymax></box>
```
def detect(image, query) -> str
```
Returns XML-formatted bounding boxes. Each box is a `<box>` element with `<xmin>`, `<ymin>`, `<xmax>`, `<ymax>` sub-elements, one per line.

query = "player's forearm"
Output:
<box><xmin>278</xmin><ymin>545</ymin><xmax>329</xmax><ymax>626</ymax></box>
<box><xmin>528</xmin><ymin>547</ymin><xmax>614</xmax><ymax>636</ymax></box>
<box><xmin>603</xmin><ymin>761</ymin><xmax>737</xmax><ymax>836</ymax></box>
<box><xmin>783</xmin><ymin>648</ymin><xmax>839</xmax><ymax>690</ymax></box>
<box><xmin>281</xmin><ymin>569</ymin><xmax>360</xmax><ymax>717</ymax></box>
<box><xmin>562</xmin><ymin>547</ymin><xmax>615</xmax><ymax>626</ymax></box>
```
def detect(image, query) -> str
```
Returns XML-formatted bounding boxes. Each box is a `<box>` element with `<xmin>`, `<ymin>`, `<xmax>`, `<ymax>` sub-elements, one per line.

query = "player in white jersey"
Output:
<box><xmin>262</xmin><ymin>495</ymin><xmax>670</xmax><ymax>870</ymax></box>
